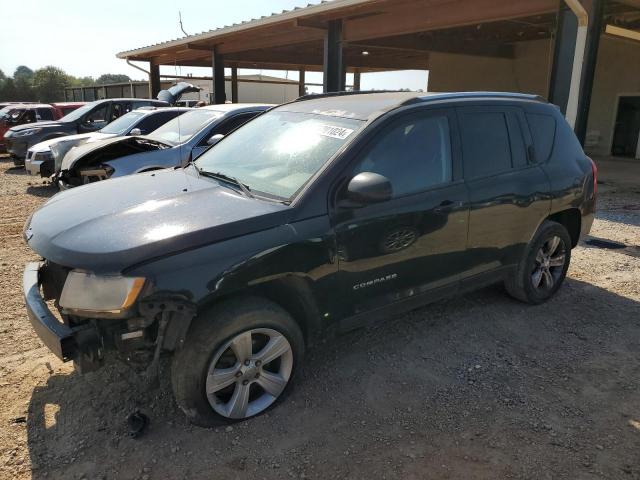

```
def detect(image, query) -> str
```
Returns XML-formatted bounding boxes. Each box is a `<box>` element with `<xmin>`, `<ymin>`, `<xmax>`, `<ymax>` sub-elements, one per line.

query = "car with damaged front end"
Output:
<box><xmin>54</xmin><ymin>103</ymin><xmax>271</xmax><ymax>189</ymax></box>
<box><xmin>23</xmin><ymin>92</ymin><xmax>596</xmax><ymax>427</ymax></box>
<box><xmin>25</xmin><ymin>107</ymin><xmax>190</xmax><ymax>178</ymax></box>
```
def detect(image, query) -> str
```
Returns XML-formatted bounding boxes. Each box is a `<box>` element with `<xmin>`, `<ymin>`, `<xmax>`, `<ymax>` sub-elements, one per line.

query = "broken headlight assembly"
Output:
<box><xmin>59</xmin><ymin>271</ymin><xmax>146</xmax><ymax>317</ymax></box>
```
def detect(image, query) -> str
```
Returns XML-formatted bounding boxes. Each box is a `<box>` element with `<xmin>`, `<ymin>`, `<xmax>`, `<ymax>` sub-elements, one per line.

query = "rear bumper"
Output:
<box><xmin>23</xmin><ymin>262</ymin><xmax>76</xmax><ymax>361</ymax></box>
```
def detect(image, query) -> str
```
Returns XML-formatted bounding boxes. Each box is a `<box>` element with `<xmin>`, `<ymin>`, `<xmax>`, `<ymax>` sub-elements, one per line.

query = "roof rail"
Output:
<box><xmin>402</xmin><ymin>91</ymin><xmax>547</xmax><ymax>106</ymax></box>
<box><xmin>294</xmin><ymin>90</ymin><xmax>409</xmax><ymax>102</ymax></box>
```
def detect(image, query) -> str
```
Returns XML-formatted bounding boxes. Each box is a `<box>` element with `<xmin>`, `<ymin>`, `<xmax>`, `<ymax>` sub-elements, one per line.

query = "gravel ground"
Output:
<box><xmin>1</xmin><ymin>154</ymin><xmax>639</xmax><ymax>480</ymax></box>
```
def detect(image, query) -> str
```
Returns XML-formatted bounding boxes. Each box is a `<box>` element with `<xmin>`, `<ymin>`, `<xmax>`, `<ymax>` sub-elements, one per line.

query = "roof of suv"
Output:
<box><xmin>9</xmin><ymin>103</ymin><xmax>56</xmax><ymax>110</ymax></box>
<box><xmin>279</xmin><ymin>91</ymin><xmax>546</xmax><ymax>121</ymax></box>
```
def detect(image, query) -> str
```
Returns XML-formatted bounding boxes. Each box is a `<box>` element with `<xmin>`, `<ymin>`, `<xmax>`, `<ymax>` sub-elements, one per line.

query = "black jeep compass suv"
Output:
<box><xmin>23</xmin><ymin>92</ymin><xmax>597</xmax><ymax>427</ymax></box>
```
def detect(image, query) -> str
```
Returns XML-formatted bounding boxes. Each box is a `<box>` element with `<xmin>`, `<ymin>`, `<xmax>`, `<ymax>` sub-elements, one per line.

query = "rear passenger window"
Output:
<box><xmin>353</xmin><ymin>113</ymin><xmax>452</xmax><ymax>197</ymax></box>
<box><xmin>137</xmin><ymin>111</ymin><xmax>180</xmax><ymax>134</ymax></box>
<box><xmin>460</xmin><ymin>112</ymin><xmax>512</xmax><ymax>179</ymax></box>
<box><xmin>526</xmin><ymin>113</ymin><xmax>556</xmax><ymax>162</ymax></box>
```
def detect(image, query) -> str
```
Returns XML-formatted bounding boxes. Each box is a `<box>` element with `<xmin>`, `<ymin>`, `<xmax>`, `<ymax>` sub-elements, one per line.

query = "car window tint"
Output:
<box><xmin>85</xmin><ymin>104</ymin><xmax>109</xmax><ymax>124</ymax></box>
<box><xmin>205</xmin><ymin>113</ymin><xmax>258</xmax><ymax>142</ymax></box>
<box><xmin>138</xmin><ymin>111</ymin><xmax>184</xmax><ymax>134</ymax></box>
<box><xmin>23</xmin><ymin>110</ymin><xmax>37</xmax><ymax>123</ymax></box>
<box><xmin>526</xmin><ymin>113</ymin><xmax>556</xmax><ymax>162</ymax></box>
<box><xmin>353</xmin><ymin>114</ymin><xmax>453</xmax><ymax>197</ymax></box>
<box><xmin>111</xmin><ymin>103</ymin><xmax>132</xmax><ymax>121</ymax></box>
<box><xmin>460</xmin><ymin>112</ymin><xmax>513</xmax><ymax>179</ymax></box>
<box><xmin>37</xmin><ymin>108</ymin><xmax>54</xmax><ymax>120</ymax></box>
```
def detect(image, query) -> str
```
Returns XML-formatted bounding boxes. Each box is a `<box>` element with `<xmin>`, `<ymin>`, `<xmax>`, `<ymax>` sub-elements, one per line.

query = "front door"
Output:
<box><xmin>332</xmin><ymin>108</ymin><xmax>470</xmax><ymax>317</ymax></box>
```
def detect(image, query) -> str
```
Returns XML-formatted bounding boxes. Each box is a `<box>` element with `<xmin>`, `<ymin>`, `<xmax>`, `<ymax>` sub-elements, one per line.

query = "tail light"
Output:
<box><xmin>589</xmin><ymin>157</ymin><xmax>597</xmax><ymax>197</ymax></box>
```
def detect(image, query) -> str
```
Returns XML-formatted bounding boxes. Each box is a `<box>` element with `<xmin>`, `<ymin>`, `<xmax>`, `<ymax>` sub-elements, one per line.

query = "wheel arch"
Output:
<box><xmin>547</xmin><ymin>208</ymin><xmax>582</xmax><ymax>248</ymax></box>
<box><xmin>196</xmin><ymin>275</ymin><xmax>325</xmax><ymax>348</ymax></box>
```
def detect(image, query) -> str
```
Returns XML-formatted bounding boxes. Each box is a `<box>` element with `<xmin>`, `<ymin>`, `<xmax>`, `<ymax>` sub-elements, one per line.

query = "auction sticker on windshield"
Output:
<box><xmin>317</xmin><ymin>125</ymin><xmax>354</xmax><ymax>140</ymax></box>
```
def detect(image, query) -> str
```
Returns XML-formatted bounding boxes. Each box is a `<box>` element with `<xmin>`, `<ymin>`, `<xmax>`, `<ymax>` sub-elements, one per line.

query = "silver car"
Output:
<box><xmin>56</xmin><ymin>104</ymin><xmax>272</xmax><ymax>189</ymax></box>
<box><xmin>25</xmin><ymin>107</ymin><xmax>190</xmax><ymax>177</ymax></box>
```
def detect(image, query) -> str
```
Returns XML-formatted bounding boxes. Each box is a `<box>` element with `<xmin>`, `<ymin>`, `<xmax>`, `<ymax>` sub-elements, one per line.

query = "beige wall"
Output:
<box><xmin>585</xmin><ymin>35</ymin><xmax>640</xmax><ymax>157</ymax></box>
<box><xmin>427</xmin><ymin>35</ymin><xmax>640</xmax><ymax>159</ymax></box>
<box><xmin>175</xmin><ymin>77</ymin><xmax>299</xmax><ymax>104</ymax></box>
<box><xmin>428</xmin><ymin>39</ymin><xmax>551</xmax><ymax>97</ymax></box>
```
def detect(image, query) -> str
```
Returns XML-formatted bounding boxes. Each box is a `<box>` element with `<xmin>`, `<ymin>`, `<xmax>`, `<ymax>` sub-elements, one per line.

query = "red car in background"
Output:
<box><xmin>0</xmin><ymin>102</ymin><xmax>84</xmax><ymax>152</ymax></box>
<box><xmin>50</xmin><ymin>102</ymin><xmax>85</xmax><ymax>117</ymax></box>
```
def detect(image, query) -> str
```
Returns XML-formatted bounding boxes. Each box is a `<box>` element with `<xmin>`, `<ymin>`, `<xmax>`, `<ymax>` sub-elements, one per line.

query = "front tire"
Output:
<box><xmin>171</xmin><ymin>297</ymin><xmax>304</xmax><ymax>427</ymax></box>
<box><xmin>505</xmin><ymin>220</ymin><xmax>572</xmax><ymax>304</ymax></box>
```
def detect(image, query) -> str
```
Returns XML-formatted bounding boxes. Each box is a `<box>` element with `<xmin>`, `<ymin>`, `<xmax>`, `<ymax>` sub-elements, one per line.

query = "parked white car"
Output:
<box><xmin>24</xmin><ymin>107</ymin><xmax>191</xmax><ymax>177</ymax></box>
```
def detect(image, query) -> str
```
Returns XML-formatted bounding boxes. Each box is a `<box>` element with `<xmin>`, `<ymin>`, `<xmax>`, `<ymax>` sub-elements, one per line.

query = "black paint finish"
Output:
<box><xmin>24</xmin><ymin>92</ymin><xmax>596</xmax><ymax>364</ymax></box>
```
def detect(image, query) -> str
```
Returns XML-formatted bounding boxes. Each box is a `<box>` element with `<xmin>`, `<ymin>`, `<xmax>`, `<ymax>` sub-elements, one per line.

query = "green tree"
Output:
<box><xmin>0</xmin><ymin>69</ymin><xmax>6</xmax><ymax>82</ymax></box>
<box><xmin>32</xmin><ymin>66</ymin><xmax>70</xmax><ymax>102</ymax></box>
<box><xmin>96</xmin><ymin>73</ymin><xmax>131</xmax><ymax>85</ymax></box>
<box><xmin>77</xmin><ymin>76</ymin><xmax>96</xmax><ymax>87</ymax></box>
<box><xmin>0</xmin><ymin>78</ymin><xmax>18</xmax><ymax>101</ymax></box>
<box><xmin>13</xmin><ymin>65</ymin><xmax>34</xmax><ymax>82</ymax></box>
<box><xmin>13</xmin><ymin>65</ymin><xmax>36</xmax><ymax>101</ymax></box>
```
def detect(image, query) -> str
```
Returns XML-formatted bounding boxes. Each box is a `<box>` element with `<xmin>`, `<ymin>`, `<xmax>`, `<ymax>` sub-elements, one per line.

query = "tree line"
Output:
<box><xmin>0</xmin><ymin>66</ymin><xmax>134</xmax><ymax>103</ymax></box>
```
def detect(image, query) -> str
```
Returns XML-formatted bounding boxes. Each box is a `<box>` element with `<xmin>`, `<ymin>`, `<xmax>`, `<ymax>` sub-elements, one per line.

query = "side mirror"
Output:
<box><xmin>207</xmin><ymin>134</ymin><xmax>225</xmax><ymax>146</ymax></box>
<box><xmin>129</xmin><ymin>128</ymin><xmax>143</xmax><ymax>136</ymax></box>
<box><xmin>344</xmin><ymin>172</ymin><xmax>392</xmax><ymax>206</ymax></box>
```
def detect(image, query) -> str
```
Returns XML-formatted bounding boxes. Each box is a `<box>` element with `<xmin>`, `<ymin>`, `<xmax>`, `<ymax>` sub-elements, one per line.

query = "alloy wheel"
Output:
<box><xmin>205</xmin><ymin>328</ymin><xmax>293</xmax><ymax>419</ymax></box>
<box><xmin>531</xmin><ymin>235</ymin><xmax>566</xmax><ymax>291</ymax></box>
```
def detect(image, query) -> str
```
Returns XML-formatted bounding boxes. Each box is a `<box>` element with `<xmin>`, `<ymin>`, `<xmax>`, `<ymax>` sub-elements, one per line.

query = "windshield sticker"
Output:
<box><xmin>316</xmin><ymin>125</ymin><xmax>354</xmax><ymax>140</ymax></box>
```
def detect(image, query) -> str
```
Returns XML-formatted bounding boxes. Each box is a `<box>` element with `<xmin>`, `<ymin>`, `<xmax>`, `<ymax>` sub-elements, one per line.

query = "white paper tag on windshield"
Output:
<box><xmin>317</xmin><ymin>125</ymin><xmax>354</xmax><ymax>140</ymax></box>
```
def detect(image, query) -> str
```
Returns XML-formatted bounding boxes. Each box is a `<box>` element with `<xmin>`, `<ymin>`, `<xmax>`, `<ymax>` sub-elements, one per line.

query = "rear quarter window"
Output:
<box><xmin>526</xmin><ymin>113</ymin><xmax>556</xmax><ymax>163</ymax></box>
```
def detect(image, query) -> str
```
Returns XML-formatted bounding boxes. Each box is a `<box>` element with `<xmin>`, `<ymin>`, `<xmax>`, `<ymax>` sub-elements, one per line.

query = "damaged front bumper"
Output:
<box><xmin>23</xmin><ymin>262</ymin><xmax>197</xmax><ymax>373</ymax></box>
<box><xmin>23</xmin><ymin>262</ymin><xmax>77</xmax><ymax>361</ymax></box>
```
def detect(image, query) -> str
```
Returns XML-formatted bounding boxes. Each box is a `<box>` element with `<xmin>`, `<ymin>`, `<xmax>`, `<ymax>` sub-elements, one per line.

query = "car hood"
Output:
<box><xmin>157</xmin><ymin>82</ymin><xmax>201</xmax><ymax>105</ymax></box>
<box><xmin>30</xmin><ymin>133</ymin><xmax>97</xmax><ymax>154</ymax></box>
<box><xmin>8</xmin><ymin>121</ymin><xmax>66</xmax><ymax>133</ymax></box>
<box><xmin>60</xmin><ymin>135</ymin><xmax>169</xmax><ymax>171</ymax></box>
<box><xmin>26</xmin><ymin>167</ymin><xmax>291</xmax><ymax>274</ymax></box>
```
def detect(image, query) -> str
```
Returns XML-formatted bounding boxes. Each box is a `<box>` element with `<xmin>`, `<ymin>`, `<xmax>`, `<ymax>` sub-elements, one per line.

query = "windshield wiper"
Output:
<box><xmin>197</xmin><ymin>168</ymin><xmax>254</xmax><ymax>198</ymax></box>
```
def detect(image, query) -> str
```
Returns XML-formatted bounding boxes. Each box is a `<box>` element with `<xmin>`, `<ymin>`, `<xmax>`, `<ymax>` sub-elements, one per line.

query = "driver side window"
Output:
<box><xmin>353</xmin><ymin>113</ymin><xmax>453</xmax><ymax>198</ymax></box>
<box><xmin>84</xmin><ymin>104</ymin><xmax>109</xmax><ymax>125</ymax></box>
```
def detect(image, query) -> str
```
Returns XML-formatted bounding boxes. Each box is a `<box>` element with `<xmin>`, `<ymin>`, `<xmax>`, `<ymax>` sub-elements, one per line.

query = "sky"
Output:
<box><xmin>0</xmin><ymin>0</ymin><xmax>428</xmax><ymax>92</ymax></box>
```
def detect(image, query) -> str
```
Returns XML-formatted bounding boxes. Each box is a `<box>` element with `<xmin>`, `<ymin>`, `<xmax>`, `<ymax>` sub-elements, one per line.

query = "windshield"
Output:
<box><xmin>59</xmin><ymin>102</ymin><xmax>96</xmax><ymax>123</ymax></box>
<box><xmin>100</xmin><ymin>110</ymin><xmax>146</xmax><ymax>135</ymax></box>
<box><xmin>195</xmin><ymin>111</ymin><xmax>364</xmax><ymax>200</ymax></box>
<box><xmin>148</xmin><ymin>109</ymin><xmax>222</xmax><ymax>145</ymax></box>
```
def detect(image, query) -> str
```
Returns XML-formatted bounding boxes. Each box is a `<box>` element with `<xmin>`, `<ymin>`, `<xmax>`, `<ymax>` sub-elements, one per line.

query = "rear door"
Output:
<box><xmin>332</xmin><ymin>108</ymin><xmax>470</xmax><ymax>317</ymax></box>
<box><xmin>457</xmin><ymin>105</ymin><xmax>551</xmax><ymax>278</ymax></box>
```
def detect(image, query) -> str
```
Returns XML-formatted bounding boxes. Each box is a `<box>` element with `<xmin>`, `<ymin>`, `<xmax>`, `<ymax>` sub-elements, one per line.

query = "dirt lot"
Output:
<box><xmin>0</xmin><ymin>154</ymin><xmax>639</xmax><ymax>480</ymax></box>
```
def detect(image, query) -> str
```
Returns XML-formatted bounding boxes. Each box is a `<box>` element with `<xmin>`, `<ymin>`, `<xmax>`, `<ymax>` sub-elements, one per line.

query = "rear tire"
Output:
<box><xmin>171</xmin><ymin>297</ymin><xmax>304</xmax><ymax>427</ymax></box>
<box><xmin>505</xmin><ymin>220</ymin><xmax>572</xmax><ymax>304</ymax></box>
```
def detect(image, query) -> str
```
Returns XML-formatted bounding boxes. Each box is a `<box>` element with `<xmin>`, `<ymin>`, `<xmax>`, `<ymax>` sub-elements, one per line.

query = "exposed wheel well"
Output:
<box><xmin>200</xmin><ymin>277</ymin><xmax>324</xmax><ymax>347</ymax></box>
<box><xmin>547</xmin><ymin>209</ymin><xmax>581</xmax><ymax>247</ymax></box>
